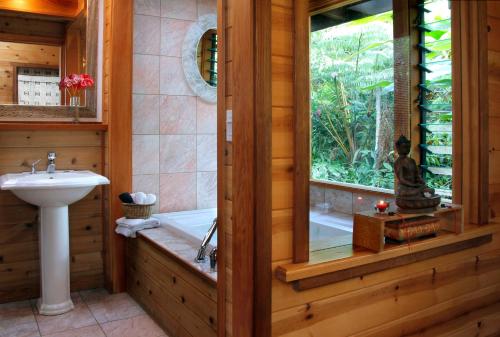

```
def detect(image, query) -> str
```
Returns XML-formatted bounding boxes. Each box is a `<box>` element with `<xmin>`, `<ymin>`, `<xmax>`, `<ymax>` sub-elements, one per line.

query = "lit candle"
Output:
<box><xmin>375</xmin><ymin>200</ymin><xmax>389</xmax><ymax>213</ymax></box>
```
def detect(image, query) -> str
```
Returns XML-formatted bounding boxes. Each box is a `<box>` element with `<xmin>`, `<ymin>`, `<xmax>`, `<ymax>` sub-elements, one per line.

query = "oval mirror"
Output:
<box><xmin>182</xmin><ymin>14</ymin><xmax>217</xmax><ymax>103</ymax></box>
<box><xmin>196</xmin><ymin>29</ymin><xmax>217</xmax><ymax>87</ymax></box>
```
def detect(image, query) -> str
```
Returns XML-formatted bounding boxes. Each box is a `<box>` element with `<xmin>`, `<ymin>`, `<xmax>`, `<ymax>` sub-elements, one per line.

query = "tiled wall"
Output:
<box><xmin>132</xmin><ymin>0</ymin><xmax>217</xmax><ymax>213</ymax></box>
<box><xmin>310</xmin><ymin>184</ymin><xmax>395</xmax><ymax>215</ymax></box>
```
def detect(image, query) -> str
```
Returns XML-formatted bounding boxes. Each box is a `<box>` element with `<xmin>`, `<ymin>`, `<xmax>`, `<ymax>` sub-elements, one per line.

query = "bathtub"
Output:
<box><xmin>153</xmin><ymin>208</ymin><xmax>218</xmax><ymax>247</ymax></box>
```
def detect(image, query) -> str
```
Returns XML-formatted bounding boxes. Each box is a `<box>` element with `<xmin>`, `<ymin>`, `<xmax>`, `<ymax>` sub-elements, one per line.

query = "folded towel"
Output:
<box><xmin>130</xmin><ymin>192</ymin><xmax>157</xmax><ymax>205</ymax></box>
<box><xmin>115</xmin><ymin>217</ymin><xmax>160</xmax><ymax>238</ymax></box>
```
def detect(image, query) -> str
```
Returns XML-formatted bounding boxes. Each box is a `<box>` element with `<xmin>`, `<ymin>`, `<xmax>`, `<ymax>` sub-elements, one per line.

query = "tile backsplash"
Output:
<box><xmin>132</xmin><ymin>0</ymin><xmax>217</xmax><ymax>213</ymax></box>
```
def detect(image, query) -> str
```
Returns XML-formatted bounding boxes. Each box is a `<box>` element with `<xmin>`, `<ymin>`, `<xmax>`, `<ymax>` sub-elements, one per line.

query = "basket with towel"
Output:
<box><xmin>115</xmin><ymin>192</ymin><xmax>160</xmax><ymax>237</ymax></box>
<box><xmin>120</xmin><ymin>192</ymin><xmax>156</xmax><ymax>219</ymax></box>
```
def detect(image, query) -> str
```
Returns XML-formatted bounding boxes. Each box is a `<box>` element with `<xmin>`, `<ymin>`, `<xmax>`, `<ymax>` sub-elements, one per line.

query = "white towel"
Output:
<box><xmin>115</xmin><ymin>217</ymin><xmax>160</xmax><ymax>238</ymax></box>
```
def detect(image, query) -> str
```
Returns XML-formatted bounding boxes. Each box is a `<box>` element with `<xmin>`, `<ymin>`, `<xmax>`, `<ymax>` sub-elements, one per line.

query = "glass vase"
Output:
<box><xmin>69</xmin><ymin>96</ymin><xmax>80</xmax><ymax>123</ymax></box>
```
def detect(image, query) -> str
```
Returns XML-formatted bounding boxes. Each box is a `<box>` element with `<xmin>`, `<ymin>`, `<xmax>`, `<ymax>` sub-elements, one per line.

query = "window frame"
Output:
<box><xmin>293</xmin><ymin>0</ymin><xmax>486</xmax><ymax>264</ymax></box>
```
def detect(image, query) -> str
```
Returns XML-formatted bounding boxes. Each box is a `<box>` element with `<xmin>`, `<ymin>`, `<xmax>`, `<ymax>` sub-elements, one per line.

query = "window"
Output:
<box><xmin>417</xmin><ymin>0</ymin><xmax>453</xmax><ymax>199</ymax></box>
<box><xmin>310</xmin><ymin>1</ymin><xmax>395</xmax><ymax>190</ymax></box>
<box><xmin>17</xmin><ymin>67</ymin><xmax>60</xmax><ymax>106</ymax></box>
<box><xmin>308</xmin><ymin>0</ymin><xmax>453</xmax><ymax>253</ymax></box>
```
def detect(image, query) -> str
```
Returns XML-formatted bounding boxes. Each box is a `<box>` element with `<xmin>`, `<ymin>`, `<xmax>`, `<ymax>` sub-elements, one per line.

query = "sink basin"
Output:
<box><xmin>1</xmin><ymin>170</ymin><xmax>109</xmax><ymax>316</ymax></box>
<box><xmin>1</xmin><ymin>170</ymin><xmax>110</xmax><ymax>206</ymax></box>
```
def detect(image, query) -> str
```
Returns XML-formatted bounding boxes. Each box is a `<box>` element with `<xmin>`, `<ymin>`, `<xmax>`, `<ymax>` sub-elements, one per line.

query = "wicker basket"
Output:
<box><xmin>122</xmin><ymin>203</ymin><xmax>154</xmax><ymax>219</ymax></box>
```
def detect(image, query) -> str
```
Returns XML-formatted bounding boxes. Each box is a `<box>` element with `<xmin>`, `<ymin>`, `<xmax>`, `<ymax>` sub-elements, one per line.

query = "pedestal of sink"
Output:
<box><xmin>37</xmin><ymin>206</ymin><xmax>74</xmax><ymax>315</ymax></box>
<box><xmin>0</xmin><ymin>171</ymin><xmax>110</xmax><ymax>316</ymax></box>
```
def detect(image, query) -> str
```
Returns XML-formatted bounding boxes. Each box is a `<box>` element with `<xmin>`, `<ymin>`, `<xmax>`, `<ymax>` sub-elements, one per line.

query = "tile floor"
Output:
<box><xmin>0</xmin><ymin>289</ymin><xmax>168</xmax><ymax>337</ymax></box>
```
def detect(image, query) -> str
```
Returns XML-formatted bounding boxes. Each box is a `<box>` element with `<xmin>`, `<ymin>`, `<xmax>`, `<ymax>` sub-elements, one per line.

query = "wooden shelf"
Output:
<box><xmin>276</xmin><ymin>223</ymin><xmax>500</xmax><ymax>291</ymax></box>
<box><xmin>0</xmin><ymin>122</ymin><xmax>108</xmax><ymax>131</ymax></box>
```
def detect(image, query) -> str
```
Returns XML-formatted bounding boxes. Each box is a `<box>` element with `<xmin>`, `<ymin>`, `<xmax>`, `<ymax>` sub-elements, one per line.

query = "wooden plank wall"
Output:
<box><xmin>0</xmin><ymin>130</ymin><xmax>105</xmax><ymax>303</ymax></box>
<box><xmin>222</xmin><ymin>0</ymin><xmax>233</xmax><ymax>334</ymax></box>
<box><xmin>0</xmin><ymin>42</ymin><xmax>60</xmax><ymax>104</ymax></box>
<box><xmin>127</xmin><ymin>238</ymin><xmax>217</xmax><ymax>337</ymax></box>
<box><xmin>270</xmin><ymin>1</ymin><xmax>500</xmax><ymax>337</ymax></box>
<box><xmin>489</xmin><ymin>1</ymin><xmax>500</xmax><ymax>222</ymax></box>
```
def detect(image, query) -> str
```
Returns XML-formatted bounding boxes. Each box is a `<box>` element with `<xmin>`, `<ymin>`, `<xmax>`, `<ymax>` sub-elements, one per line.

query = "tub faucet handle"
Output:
<box><xmin>209</xmin><ymin>248</ymin><xmax>217</xmax><ymax>271</ymax></box>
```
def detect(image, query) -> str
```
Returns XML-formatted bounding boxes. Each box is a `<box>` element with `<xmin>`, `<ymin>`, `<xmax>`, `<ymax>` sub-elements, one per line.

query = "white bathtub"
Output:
<box><xmin>153</xmin><ymin>208</ymin><xmax>218</xmax><ymax>247</ymax></box>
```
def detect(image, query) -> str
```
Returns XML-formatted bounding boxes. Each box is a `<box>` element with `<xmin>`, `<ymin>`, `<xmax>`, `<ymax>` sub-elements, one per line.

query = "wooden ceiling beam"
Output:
<box><xmin>0</xmin><ymin>0</ymin><xmax>81</xmax><ymax>19</ymax></box>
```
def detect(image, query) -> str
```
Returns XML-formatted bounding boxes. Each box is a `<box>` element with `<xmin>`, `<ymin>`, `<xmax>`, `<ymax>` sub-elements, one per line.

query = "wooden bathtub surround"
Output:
<box><xmin>0</xmin><ymin>130</ymin><xmax>106</xmax><ymax>303</ymax></box>
<box><xmin>127</xmin><ymin>235</ymin><xmax>217</xmax><ymax>337</ymax></box>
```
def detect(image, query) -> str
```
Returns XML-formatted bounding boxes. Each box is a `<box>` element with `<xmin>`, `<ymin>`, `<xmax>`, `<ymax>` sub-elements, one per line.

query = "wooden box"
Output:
<box><xmin>353</xmin><ymin>204</ymin><xmax>463</xmax><ymax>252</ymax></box>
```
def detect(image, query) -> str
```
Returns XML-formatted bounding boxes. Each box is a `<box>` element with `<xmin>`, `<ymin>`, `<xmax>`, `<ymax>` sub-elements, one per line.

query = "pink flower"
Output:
<box><xmin>59</xmin><ymin>74</ymin><xmax>94</xmax><ymax>96</ymax></box>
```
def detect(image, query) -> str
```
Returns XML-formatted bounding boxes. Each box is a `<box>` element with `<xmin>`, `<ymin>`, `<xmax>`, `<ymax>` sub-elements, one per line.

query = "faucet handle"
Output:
<box><xmin>31</xmin><ymin>159</ymin><xmax>41</xmax><ymax>174</ymax></box>
<box><xmin>47</xmin><ymin>152</ymin><xmax>56</xmax><ymax>161</ymax></box>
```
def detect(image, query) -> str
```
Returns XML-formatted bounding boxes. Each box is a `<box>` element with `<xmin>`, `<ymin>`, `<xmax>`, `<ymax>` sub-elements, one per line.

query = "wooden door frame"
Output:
<box><xmin>217</xmin><ymin>0</ymin><xmax>273</xmax><ymax>336</ymax></box>
<box><xmin>104</xmin><ymin>0</ymin><xmax>132</xmax><ymax>293</ymax></box>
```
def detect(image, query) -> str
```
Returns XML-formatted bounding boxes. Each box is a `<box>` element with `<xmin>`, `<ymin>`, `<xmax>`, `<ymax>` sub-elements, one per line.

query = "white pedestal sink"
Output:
<box><xmin>0</xmin><ymin>171</ymin><xmax>109</xmax><ymax>315</ymax></box>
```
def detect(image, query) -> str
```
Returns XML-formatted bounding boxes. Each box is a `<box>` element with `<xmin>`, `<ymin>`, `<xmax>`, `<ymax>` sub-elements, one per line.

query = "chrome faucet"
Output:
<box><xmin>47</xmin><ymin>152</ymin><xmax>56</xmax><ymax>173</ymax></box>
<box><xmin>31</xmin><ymin>159</ymin><xmax>41</xmax><ymax>174</ymax></box>
<box><xmin>195</xmin><ymin>218</ymin><xmax>217</xmax><ymax>263</ymax></box>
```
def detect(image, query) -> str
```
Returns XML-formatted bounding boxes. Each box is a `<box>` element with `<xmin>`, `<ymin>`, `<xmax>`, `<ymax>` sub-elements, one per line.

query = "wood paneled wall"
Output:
<box><xmin>0</xmin><ymin>130</ymin><xmax>105</xmax><ymax>303</ymax></box>
<box><xmin>489</xmin><ymin>1</ymin><xmax>500</xmax><ymax>222</ymax></box>
<box><xmin>269</xmin><ymin>1</ymin><xmax>500</xmax><ymax>337</ymax></box>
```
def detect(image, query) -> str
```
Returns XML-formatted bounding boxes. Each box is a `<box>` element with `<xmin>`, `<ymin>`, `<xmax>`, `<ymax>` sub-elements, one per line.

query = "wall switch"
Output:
<box><xmin>226</xmin><ymin>110</ymin><xmax>233</xmax><ymax>142</ymax></box>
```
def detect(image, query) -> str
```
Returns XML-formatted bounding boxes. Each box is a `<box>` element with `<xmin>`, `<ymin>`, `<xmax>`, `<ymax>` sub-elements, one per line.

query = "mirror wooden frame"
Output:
<box><xmin>0</xmin><ymin>0</ymin><xmax>101</xmax><ymax>120</ymax></box>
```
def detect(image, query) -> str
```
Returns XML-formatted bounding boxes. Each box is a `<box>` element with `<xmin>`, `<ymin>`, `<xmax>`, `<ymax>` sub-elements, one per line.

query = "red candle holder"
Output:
<box><xmin>375</xmin><ymin>200</ymin><xmax>390</xmax><ymax>214</ymax></box>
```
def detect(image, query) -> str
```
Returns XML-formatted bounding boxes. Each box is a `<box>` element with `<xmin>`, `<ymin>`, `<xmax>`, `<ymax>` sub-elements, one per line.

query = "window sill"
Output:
<box><xmin>276</xmin><ymin>223</ymin><xmax>500</xmax><ymax>291</ymax></box>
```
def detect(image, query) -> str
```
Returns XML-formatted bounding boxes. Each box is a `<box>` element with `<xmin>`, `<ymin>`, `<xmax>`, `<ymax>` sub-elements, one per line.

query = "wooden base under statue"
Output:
<box><xmin>396</xmin><ymin>195</ymin><xmax>441</xmax><ymax>214</ymax></box>
<box><xmin>353</xmin><ymin>204</ymin><xmax>463</xmax><ymax>252</ymax></box>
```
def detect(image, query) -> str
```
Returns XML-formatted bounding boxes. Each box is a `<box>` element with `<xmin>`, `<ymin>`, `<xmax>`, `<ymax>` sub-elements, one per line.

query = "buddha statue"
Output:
<box><xmin>394</xmin><ymin>135</ymin><xmax>441</xmax><ymax>213</ymax></box>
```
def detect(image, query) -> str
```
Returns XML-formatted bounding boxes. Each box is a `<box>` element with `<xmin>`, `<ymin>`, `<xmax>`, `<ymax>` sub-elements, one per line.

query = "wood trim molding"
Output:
<box><xmin>289</xmin><ymin>234</ymin><xmax>493</xmax><ymax>291</ymax></box>
<box><xmin>276</xmin><ymin>223</ymin><xmax>500</xmax><ymax>285</ymax></box>
<box><xmin>216</xmin><ymin>0</ymin><xmax>226</xmax><ymax>335</ymax></box>
<box><xmin>104</xmin><ymin>0</ymin><xmax>132</xmax><ymax>293</ymax></box>
<box><xmin>458</xmin><ymin>1</ymin><xmax>489</xmax><ymax>224</ymax></box>
<box><xmin>0</xmin><ymin>0</ymin><xmax>82</xmax><ymax>18</ymax></box>
<box><xmin>309</xmin><ymin>0</ymin><xmax>360</xmax><ymax>16</ymax></box>
<box><xmin>254</xmin><ymin>1</ymin><xmax>272</xmax><ymax>336</ymax></box>
<box><xmin>293</xmin><ymin>0</ymin><xmax>311</xmax><ymax>264</ymax></box>
<box><xmin>0</xmin><ymin>122</ymin><xmax>107</xmax><ymax>130</ymax></box>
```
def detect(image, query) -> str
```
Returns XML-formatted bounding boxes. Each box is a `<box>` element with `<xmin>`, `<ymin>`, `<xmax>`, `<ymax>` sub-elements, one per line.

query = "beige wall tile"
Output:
<box><xmin>161</xmin><ymin>0</ymin><xmax>197</xmax><ymax>20</ymax></box>
<box><xmin>196</xmin><ymin>97</ymin><xmax>216</xmax><ymax>134</ymax></box>
<box><xmin>197</xmin><ymin>171</ymin><xmax>217</xmax><ymax>209</ymax></box>
<box><xmin>160</xmin><ymin>135</ymin><xmax>196</xmax><ymax>173</ymax></box>
<box><xmin>160</xmin><ymin>173</ymin><xmax>197</xmax><ymax>212</ymax></box>
<box><xmin>133</xmin><ymin>54</ymin><xmax>159</xmax><ymax>94</ymax></box>
<box><xmin>133</xmin><ymin>135</ymin><xmax>160</xmax><ymax>175</ymax></box>
<box><xmin>134</xmin><ymin>15</ymin><xmax>160</xmax><ymax>55</ymax></box>
<box><xmin>159</xmin><ymin>95</ymin><xmax>196</xmax><ymax>134</ymax></box>
<box><xmin>160</xmin><ymin>18</ymin><xmax>193</xmax><ymax>57</ymax></box>
<box><xmin>134</xmin><ymin>0</ymin><xmax>160</xmax><ymax>16</ymax></box>
<box><xmin>133</xmin><ymin>94</ymin><xmax>160</xmax><ymax>135</ymax></box>
<box><xmin>197</xmin><ymin>0</ymin><xmax>216</xmax><ymax>18</ymax></box>
<box><xmin>159</xmin><ymin>56</ymin><xmax>193</xmax><ymax>95</ymax></box>
<box><xmin>197</xmin><ymin>135</ymin><xmax>217</xmax><ymax>171</ymax></box>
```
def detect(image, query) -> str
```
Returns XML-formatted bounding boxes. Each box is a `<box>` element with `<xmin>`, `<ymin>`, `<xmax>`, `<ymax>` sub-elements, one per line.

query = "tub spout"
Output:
<box><xmin>195</xmin><ymin>218</ymin><xmax>217</xmax><ymax>263</ymax></box>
